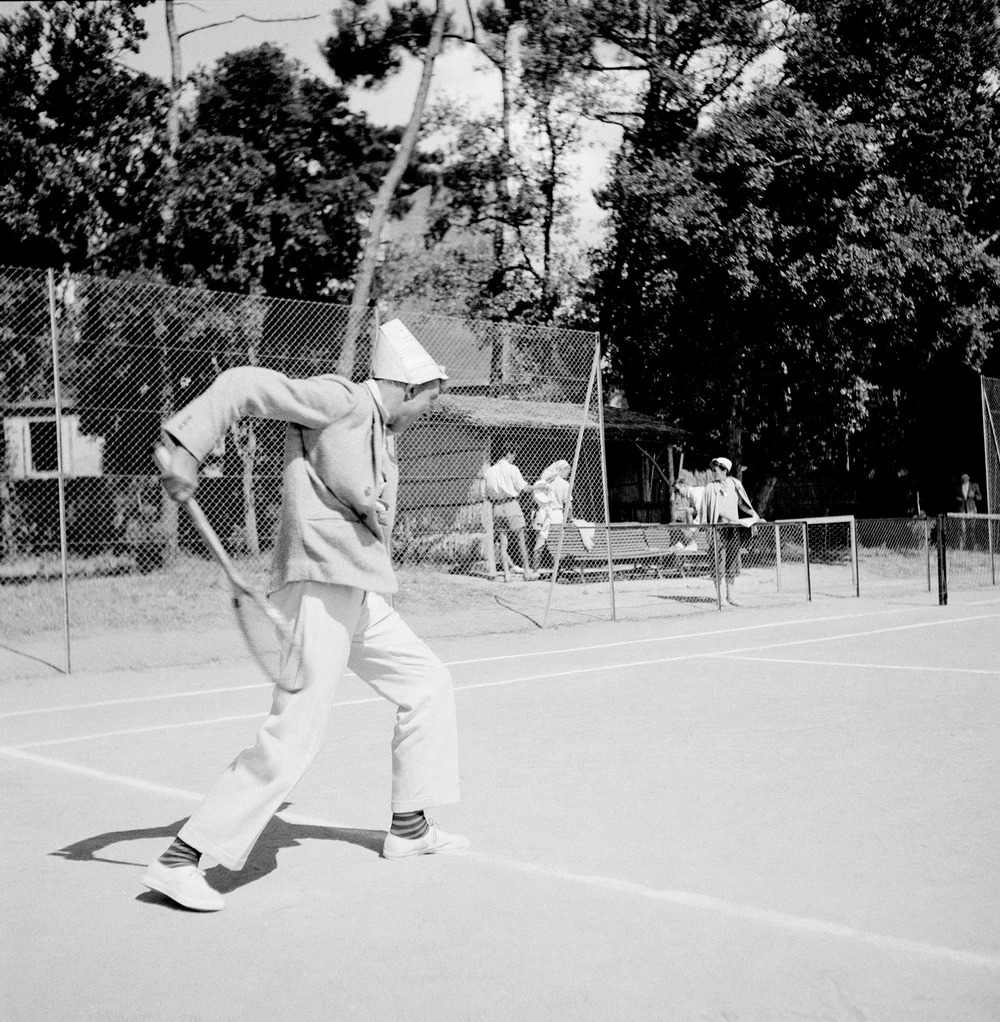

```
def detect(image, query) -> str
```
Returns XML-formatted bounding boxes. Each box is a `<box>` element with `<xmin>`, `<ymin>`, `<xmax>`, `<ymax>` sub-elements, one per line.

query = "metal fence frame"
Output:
<box><xmin>1</xmin><ymin>266</ymin><xmax>610</xmax><ymax>669</ymax></box>
<box><xmin>3</xmin><ymin>268</ymin><xmax>1000</xmax><ymax>673</ymax></box>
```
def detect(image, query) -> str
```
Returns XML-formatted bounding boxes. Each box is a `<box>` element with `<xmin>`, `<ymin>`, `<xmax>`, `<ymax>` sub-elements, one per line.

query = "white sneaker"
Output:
<box><xmin>141</xmin><ymin>860</ymin><xmax>225</xmax><ymax>911</ymax></box>
<box><xmin>382</xmin><ymin>824</ymin><xmax>470</xmax><ymax>860</ymax></box>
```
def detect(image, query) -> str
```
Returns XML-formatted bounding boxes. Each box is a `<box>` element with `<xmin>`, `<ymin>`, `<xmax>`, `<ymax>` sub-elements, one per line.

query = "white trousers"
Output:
<box><xmin>179</xmin><ymin>582</ymin><xmax>460</xmax><ymax>871</ymax></box>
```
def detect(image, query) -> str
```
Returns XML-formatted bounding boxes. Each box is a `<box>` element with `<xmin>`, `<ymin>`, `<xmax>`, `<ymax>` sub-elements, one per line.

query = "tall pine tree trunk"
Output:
<box><xmin>339</xmin><ymin>0</ymin><xmax>448</xmax><ymax>378</ymax></box>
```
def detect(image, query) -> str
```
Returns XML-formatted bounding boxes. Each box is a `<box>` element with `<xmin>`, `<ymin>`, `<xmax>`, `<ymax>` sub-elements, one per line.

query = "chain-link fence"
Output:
<box><xmin>378</xmin><ymin>309</ymin><xmax>603</xmax><ymax>577</ymax></box>
<box><xmin>0</xmin><ymin>267</ymin><xmax>606</xmax><ymax>666</ymax></box>
<box><xmin>855</xmin><ymin>517</ymin><xmax>934</xmax><ymax>596</ymax></box>
<box><xmin>940</xmin><ymin>513</ymin><xmax>999</xmax><ymax>592</ymax></box>
<box><xmin>3</xmin><ymin>267</ymin><xmax>1000</xmax><ymax>674</ymax></box>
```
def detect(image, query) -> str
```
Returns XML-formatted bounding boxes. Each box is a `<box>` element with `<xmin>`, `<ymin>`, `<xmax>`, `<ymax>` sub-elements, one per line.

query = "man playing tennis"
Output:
<box><xmin>142</xmin><ymin>320</ymin><xmax>467</xmax><ymax>911</ymax></box>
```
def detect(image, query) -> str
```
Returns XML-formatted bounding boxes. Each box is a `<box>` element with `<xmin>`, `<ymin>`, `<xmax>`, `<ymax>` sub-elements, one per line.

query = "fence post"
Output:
<box><xmin>481</xmin><ymin>496</ymin><xmax>496</xmax><ymax>578</ymax></box>
<box><xmin>594</xmin><ymin>337</ymin><xmax>616</xmax><ymax>622</ymax></box>
<box><xmin>47</xmin><ymin>268</ymin><xmax>72</xmax><ymax>674</ymax></box>
<box><xmin>981</xmin><ymin>375</ymin><xmax>998</xmax><ymax>584</ymax></box>
<box><xmin>849</xmin><ymin>515</ymin><xmax>859</xmax><ymax>597</ymax></box>
<box><xmin>936</xmin><ymin>514</ymin><xmax>948</xmax><ymax>606</ymax></box>
<box><xmin>924</xmin><ymin>517</ymin><xmax>931</xmax><ymax>592</ymax></box>
<box><xmin>802</xmin><ymin>521</ymin><xmax>812</xmax><ymax>601</ymax></box>
<box><xmin>773</xmin><ymin>521</ymin><xmax>782</xmax><ymax>593</ymax></box>
<box><xmin>987</xmin><ymin>512</ymin><xmax>996</xmax><ymax>586</ymax></box>
<box><xmin>542</xmin><ymin>342</ymin><xmax>600</xmax><ymax>629</ymax></box>
<box><xmin>712</xmin><ymin>525</ymin><xmax>722</xmax><ymax>611</ymax></box>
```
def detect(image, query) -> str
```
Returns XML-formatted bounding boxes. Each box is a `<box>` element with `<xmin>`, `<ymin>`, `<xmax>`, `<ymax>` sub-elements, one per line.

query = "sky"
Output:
<box><xmin>0</xmin><ymin>0</ymin><xmax>619</xmax><ymax>240</ymax></box>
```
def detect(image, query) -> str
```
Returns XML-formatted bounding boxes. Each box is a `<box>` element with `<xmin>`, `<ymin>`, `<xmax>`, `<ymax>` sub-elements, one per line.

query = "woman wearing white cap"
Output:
<box><xmin>144</xmin><ymin>319</ymin><xmax>467</xmax><ymax>911</ymax></box>
<box><xmin>530</xmin><ymin>459</ymin><xmax>571</xmax><ymax>571</ymax></box>
<box><xmin>676</xmin><ymin>456</ymin><xmax>760</xmax><ymax>606</ymax></box>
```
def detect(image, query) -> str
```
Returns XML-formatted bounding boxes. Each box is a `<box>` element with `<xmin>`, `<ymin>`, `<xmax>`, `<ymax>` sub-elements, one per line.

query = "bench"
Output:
<box><xmin>545</xmin><ymin>525</ymin><xmax>672</xmax><ymax>582</ymax></box>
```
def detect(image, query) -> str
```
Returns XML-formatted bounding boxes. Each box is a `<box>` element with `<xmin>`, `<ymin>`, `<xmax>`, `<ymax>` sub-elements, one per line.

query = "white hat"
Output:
<box><xmin>371</xmin><ymin>319</ymin><xmax>447</xmax><ymax>386</ymax></box>
<box><xmin>711</xmin><ymin>456</ymin><xmax>733</xmax><ymax>472</ymax></box>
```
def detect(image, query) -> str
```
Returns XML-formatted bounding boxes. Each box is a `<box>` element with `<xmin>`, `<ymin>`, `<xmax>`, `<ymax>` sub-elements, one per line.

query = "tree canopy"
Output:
<box><xmin>1</xmin><ymin>0</ymin><xmax>999</xmax><ymax>511</ymax></box>
<box><xmin>594</xmin><ymin>0</ymin><xmax>1000</xmax><ymax>507</ymax></box>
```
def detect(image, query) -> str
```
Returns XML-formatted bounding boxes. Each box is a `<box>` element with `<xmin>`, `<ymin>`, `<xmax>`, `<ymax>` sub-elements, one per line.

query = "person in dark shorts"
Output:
<box><xmin>483</xmin><ymin>448</ymin><xmax>539</xmax><ymax>581</ymax></box>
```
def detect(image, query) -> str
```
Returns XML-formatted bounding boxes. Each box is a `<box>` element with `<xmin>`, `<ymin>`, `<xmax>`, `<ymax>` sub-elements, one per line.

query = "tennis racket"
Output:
<box><xmin>153</xmin><ymin>445</ymin><xmax>300</xmax><ymax>692</ymax></box>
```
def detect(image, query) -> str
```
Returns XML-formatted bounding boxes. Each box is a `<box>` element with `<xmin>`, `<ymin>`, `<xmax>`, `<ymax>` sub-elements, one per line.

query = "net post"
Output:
<box><xmin>773</xmin><ymin>522</ymin><xmax>782</xmax><ymax>593</ymax></box>
<box><xmin>47</xmin><ymin>268</ymin><xmax>72</xmax><ymax>674</ymax></box>
<box><xmin>712</xmin><ymin>525</ymin><xmax>722</xmax><ymax>611</ymax></box>
<box><xmin>936</xmin><ymin>514</ymin><xmax>948</xmax><ymax>605</ymax></box>
<box><xmin>802</xmin><ymin>521</ymin><xmax>812</xmax><ymax>601</ymax></box>
<box><xmin>924</xmin><ymin>516</ymin><xmax>931</xmax><ymax>592</ymax></box>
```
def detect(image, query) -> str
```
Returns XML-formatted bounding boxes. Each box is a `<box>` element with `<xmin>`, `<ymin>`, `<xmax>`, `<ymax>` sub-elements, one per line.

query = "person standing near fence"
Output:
<box><xmin>955</xmin><ymin>472</ymin><xmax>983</xmax><ymax>550</ymax></box>
<box><xmin>530</xmin><ymin>459</ymin><xmax>571</xmax><ymax>572</ymax></box>
<box><xmin>956</xmin><ymin>473</ymin><xmax>982</xmax><ymax>513</ymax></box>
<box><xmin>675</xmin><ymin>456</ymin><xmax>760</xmax><ymax>606</ymax></box>
<box><xmin>142</xmin><ymin>319</ymin><xmax>467</xmax><ymax>912</ymax></box>
<box><xmin>483</xmin><ymin>447</ymin><xmax>539</xmax><ymax>582</ymax></box>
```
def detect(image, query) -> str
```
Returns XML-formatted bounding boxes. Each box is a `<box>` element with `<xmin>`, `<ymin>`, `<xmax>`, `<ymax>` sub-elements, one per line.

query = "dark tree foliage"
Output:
<box><xmin>323</xmin><ymin>0</ymin><xmax>454</xmax><ymax>86</ymax></box>
<box><xmin>597</xmin><ymin>0</ymin><xmax>1000</xmax><ymax>511</ymax></box>
<box><xmin>0</xmin><ymin>0</ymin><xmax>165</xmax><ymax>271</ymax></box>
<box><xmin>166</xmin><ymin>42</ymin><xmax>397</xmax><ymax>298</ymax></box>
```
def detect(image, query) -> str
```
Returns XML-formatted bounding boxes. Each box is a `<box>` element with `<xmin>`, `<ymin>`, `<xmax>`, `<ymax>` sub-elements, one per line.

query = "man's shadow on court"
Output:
<box><xmin>51</xmin><ymin>804</ymin><xmax>385</xmax><ymax>909</ymax></box>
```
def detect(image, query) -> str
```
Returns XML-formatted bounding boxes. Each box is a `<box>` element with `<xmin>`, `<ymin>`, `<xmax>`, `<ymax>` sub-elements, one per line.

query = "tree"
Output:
<box><xmin>0</xmin><ymin>0</ymin><xmax>165</xmax><ymax>271</ymax></box>
<box><xmin>597</xmin><ymin>0</ymin><xmax>1000</xmax><ymax>511</ymax></box>
<box><xmin>324</xmin><ymin>0</ymin><xmax>452</xmax><ymax>376</ymax></box>
<box><xmin>423</xmin><ymin>0</ymin><xmax>593</xmax><ymax>324</ymax></box>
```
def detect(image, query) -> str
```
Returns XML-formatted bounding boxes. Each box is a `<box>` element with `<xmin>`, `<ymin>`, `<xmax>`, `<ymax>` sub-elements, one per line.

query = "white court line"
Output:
<box><xmin>0</xmin><ymin>603</ymin><xmax>976</xmax><ymax>721</ymax></box>
<box><xmin>7</xmin><ymin>611</ymin><xmax>998</xmax><ymax>750</ymax></box>
<box><xmin>475</xmin><ymin>855</ymin><xmax>1000</xmax><ymax>972</ymax></box>
<box><xmin>8</xmin><ymin>694</ymin><xmax>381</xmax><ymax>749</ymax></box>
<box><xmin>713</xmin><ymin>655</ymin><xmax>1000</xmax><ymax>675</ymax></box>
<box><xmin>0</xmin><ymin>607</ymin><xmax>903</xmax><ymax>720</ymax></box>
<box><xmin>2</xmin><ymin>743</ymin><xmax>997</xmax><ymax>973</ymax></box>
<box><xmin>0</xmin><ymin>683</ymin><xmax>272</xmax><ymax>720</ymax></box>
<box><xmin>0</xmin><ymin>745</ymin><xmax>204</xmax><ymax>801</ymax></box>
<box><xmin>442</xmin><ymin>605</ymin><xmax>918</xmax><ymax>666</ymax></box>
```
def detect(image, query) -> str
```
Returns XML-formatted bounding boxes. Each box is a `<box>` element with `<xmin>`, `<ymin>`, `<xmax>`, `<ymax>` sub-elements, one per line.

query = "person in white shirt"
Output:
<box><xmin>483</xmin><ymin>448</ymin><xmax>539</xmax><ymax>581</ymax></box>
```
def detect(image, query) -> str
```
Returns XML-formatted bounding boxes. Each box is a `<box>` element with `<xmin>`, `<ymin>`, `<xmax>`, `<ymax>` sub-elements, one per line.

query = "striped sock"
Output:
<box><xmin>158</xmin><ymin>836</ymin><xmax>201</xmax><ymax>869</ymax></box>
<box><xmin>390</xmin><ymin>811</ymin><xmax>429</xmax><ymax>840</ymax></box>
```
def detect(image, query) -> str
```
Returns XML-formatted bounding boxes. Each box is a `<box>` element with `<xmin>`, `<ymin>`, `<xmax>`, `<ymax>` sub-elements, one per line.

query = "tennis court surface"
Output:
<box><xmin>2</xmin><ymin>593</ymin><xmax>998</xmax><ymax>1021</ymax></box>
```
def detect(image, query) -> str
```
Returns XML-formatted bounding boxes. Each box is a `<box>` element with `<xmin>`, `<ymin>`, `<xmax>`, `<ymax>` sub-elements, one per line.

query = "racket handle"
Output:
<box><xmin>153</xmin><ymin>445</ymin><xmax>244</xmax><ymax>582</ymax></box>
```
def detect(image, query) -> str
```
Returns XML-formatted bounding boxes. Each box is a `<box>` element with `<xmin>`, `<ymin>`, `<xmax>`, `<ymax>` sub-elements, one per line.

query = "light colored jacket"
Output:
<box><xmin>678</xmin><ymin>478</ymin><xmax>758</xmax><ymax>526</ymax></box>
<box><xmin>164</xmin><ymin>367</ymin><xmax>398</xmax><ymax>595</ymax></box>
